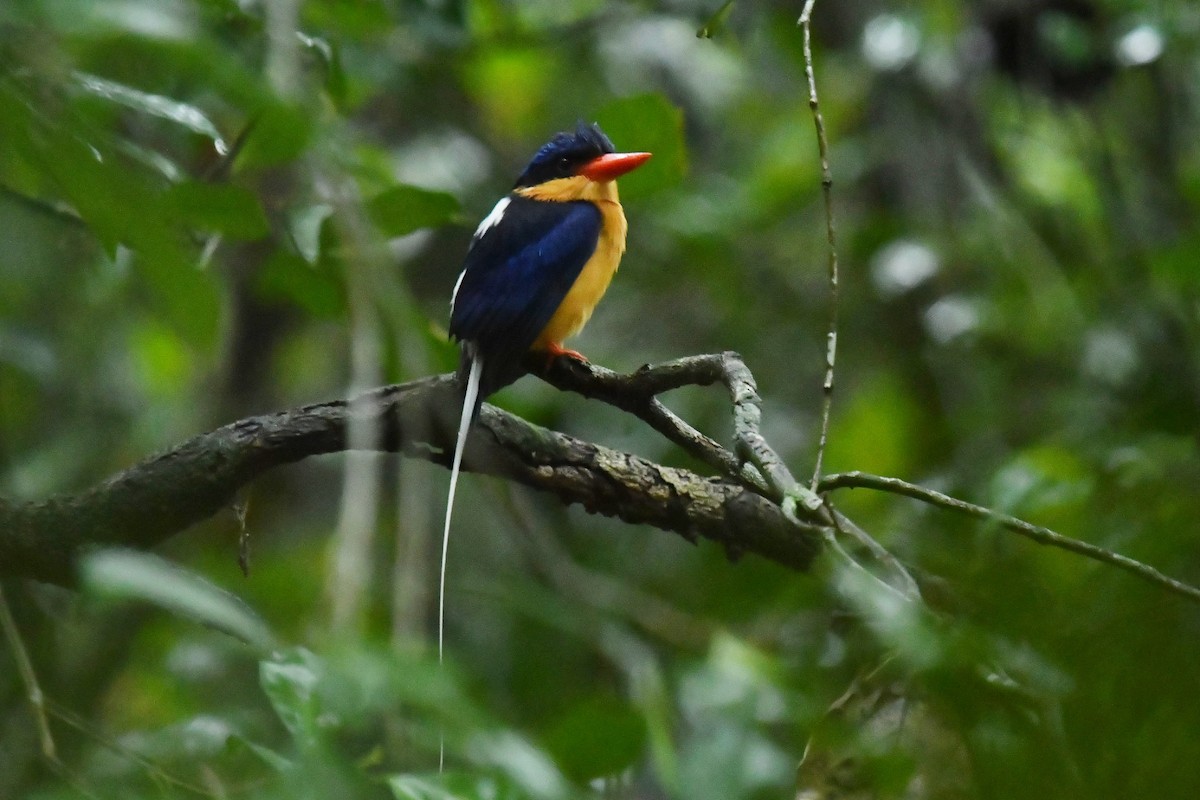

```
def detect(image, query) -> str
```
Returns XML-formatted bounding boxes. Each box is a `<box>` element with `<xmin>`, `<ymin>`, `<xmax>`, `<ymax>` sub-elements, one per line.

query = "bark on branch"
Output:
<box><xmin>3</xmin><ymin>351</ymin><xmax>1195</xmax><ymax>608</ymax></box>
<box><xmin>0</xmin><ymin>372</ymin><xmax>820</xmax><ymax>587</ymax></box>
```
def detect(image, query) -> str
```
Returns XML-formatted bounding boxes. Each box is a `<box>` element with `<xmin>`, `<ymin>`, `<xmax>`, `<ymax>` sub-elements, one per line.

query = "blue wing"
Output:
<box><xmin>450</xmin><ymin>195</ymin><xmax>601</xmax><ymax>393</ymax></box>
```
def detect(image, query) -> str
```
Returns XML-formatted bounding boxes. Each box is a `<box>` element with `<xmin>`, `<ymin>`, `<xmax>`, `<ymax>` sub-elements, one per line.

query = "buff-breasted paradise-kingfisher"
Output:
<box><xmin>438</xmin><ymin>122</ymin><xmax>651</xmax><ymax>665</ymax></box>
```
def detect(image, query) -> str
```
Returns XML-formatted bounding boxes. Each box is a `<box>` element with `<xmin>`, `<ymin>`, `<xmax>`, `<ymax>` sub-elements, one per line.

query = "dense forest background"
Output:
<box><xmin>3</xmin><ymin>0</ymin><xmax>1200</xmax><ymax>797</ymax></box>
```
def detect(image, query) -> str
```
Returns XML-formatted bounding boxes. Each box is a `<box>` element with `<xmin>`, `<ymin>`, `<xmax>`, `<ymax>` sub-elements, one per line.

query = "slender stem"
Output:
<box><xmin>820</xmin><ymin>471</ymin><xmax>1200</xmax><ymax>605</ymax></box>
<box><xmin>798</xmin><ymin>0</ymin><xmax>842</xmax><ymax>491</ymax></box>
<box><xmin>828</xmin><ymin>505</ymin><xmax>922</xmax><ymax>600</ymax></box>
<box><xmin>48</xmin><ymin>700</ymin><xmax>218</xmax><ymax>796</ymax></box>
<box><xmin>0</xmin><ymin>585</ymin><xmax>57</xmax><ymax>760</ymax></box>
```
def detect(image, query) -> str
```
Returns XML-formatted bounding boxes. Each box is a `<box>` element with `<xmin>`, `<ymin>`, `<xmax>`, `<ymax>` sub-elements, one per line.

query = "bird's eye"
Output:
<box><xmin>559</xmin><ymin>156</ymin><xmax>570</xmax><ymax>166</ymax></box>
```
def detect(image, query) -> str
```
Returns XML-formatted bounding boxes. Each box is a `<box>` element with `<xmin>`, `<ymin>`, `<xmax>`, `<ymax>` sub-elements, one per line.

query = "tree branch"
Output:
<box><xmin>538</xmin><ymin>352</ymin><xmax>923</xmax><ymax>603</ymax></box>
<box><xmin>4</xmin><ymin>354</ymin><xmax>1195</xmax><ymax>612</ymax></box>
<box><xmin>820</xmin><ymin>470</ymin><xmax>1200</xmax><ymax>605</ymax></box>
<box><xmin>537</xmin><ymin>352</ymin><xmax>751</xmax><ymax>483</ymax></box>
<box><xmin>0</xmin><ymin>373</ymin><xmax>820</xmax><ymax>587</ymax></box>
<box><xmin>538</xmin><ymin>351</ymin><xmax>821</xmax><ymax>509</ymax></box>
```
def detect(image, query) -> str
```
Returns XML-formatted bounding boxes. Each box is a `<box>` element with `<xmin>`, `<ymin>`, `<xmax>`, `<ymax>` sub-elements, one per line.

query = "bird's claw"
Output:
<box><xmin>543</xmin><ymin>343</ymin><xmax>588</xmax><ymax>369</ymax></box>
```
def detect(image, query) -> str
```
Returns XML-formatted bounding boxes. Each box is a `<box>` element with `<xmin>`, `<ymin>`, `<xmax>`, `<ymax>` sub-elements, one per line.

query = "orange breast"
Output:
<box><xmin>516</xmin><ymin>178</ymin><xmax>628</xmax><ymax>351</ymax></box>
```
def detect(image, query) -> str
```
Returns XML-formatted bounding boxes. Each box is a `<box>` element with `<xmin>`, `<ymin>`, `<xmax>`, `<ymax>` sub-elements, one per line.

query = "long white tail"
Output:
<box><xmin>439</xmin><ymin>353</ymin><xmax>481</xmax><ymax>769</ymax></box>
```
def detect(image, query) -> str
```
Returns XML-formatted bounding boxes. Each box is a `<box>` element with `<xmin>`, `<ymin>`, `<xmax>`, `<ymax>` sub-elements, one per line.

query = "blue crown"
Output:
<box><xmin>514</xmin><ymin>122</ymin><xmax>616</xmax><ymax>188</ymax></box>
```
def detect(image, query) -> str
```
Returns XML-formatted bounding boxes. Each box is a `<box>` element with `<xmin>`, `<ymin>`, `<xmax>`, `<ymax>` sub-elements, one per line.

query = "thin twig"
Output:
<box><xmin>0</xmin><ymin>585</ymin><xmax>58</xmax><ymax>760</ymax></box>
<box><xmin>827</xmin><ymin>504</ymin><xmax>921</xmax><ymax>600</ymax></box>
<box><xmin>819</xmin><ymin>471</ymin><xmax>1200</xmax><ymax>605</ymax></box>
<box><xmin>798</xmin><ymin>0</ymin><xmax>842</xmax><ymax>491</ymax></box>
<box><xmin>814</xmin><ymin>524</ymin><xmax>914</xmax><ymax>606</ymax></box>
<box><xmin>47</xmin><ymin>701</ymin><xmax>222</xmax><ymax>796</ymax></box>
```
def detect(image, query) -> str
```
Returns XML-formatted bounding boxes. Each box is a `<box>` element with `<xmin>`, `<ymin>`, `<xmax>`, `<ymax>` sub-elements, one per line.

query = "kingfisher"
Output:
<box><xmin>437</xmin><ymin>122</ymin><xmax>651</xmax><ymax>668</ymax></box>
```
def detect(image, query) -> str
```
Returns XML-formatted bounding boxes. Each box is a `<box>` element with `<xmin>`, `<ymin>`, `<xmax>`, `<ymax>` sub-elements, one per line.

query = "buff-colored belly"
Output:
<box><xmin>516</xmin><ymin>177</ymin><xmax>628</xmax><ymax>351</ymax></box>
<box><xmin>532</xmin><ymin>198</ymin><xmax>627</xmax><ymax>350</ymax></box>
<box><xmin>534</xmin><ymin>227</ymin><xmax>621</xmax><ymax>347</ymax></box>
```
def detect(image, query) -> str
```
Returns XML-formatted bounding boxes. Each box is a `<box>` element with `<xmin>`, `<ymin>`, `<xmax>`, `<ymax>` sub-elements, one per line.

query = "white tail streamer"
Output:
<box><xmin>438</xmin><ymin>352</ymin><xmax>481</xmax><ymax>770</ymax></box>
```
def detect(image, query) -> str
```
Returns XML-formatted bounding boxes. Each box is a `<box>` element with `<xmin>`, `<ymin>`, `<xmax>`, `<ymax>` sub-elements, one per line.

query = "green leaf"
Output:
<box><xmin>388</xmin><ymin>773</ymin><xmax>527</xmax><ymax>800</ymax></box>
<box><xmin>592</xmin><ymin>94</ymin><xmax>688</xmax><ymax>199</ymax></box>
<box><xmin>543</xmin><ymin>695</ymin><xmax>647</xmax><ymax>781</ymax></box>
<box><xmin>131</xmin><ymin>319</ymin><xmax>191</xmax><ymax>398</ymax></box>
<box><xmin>115</xmin><ymin>139</ymin><xmax>185</xmax><ymax>181</ymax></box>
<box><xmin>0</xmin><ymin>82</ymin><xmax>221</xmax><ymax>346</ymax></box>
<box><xmin>81</xmin><ymin>550</ymin><xmax>276</xmax><ymax>650</ymax></box>
<box><xmin>116</xmin><ymin>714</ymin><xmax>237</xmax><ymax>762</ymax></box>
<box><xmin>697</xmin><ymin>0</ymin><xmax>735</xmax><ymax>38</ymax></box>
<box><xmin>134</xmin><ymin>245</ymin><xmax>222</xmax><ymax>348</ymax></box>
<box><xmin>302</xmin><ymin>0</ymin><xmax>394</xmax><ymax>37</ymax></box>
<box><xmin>246</xmin><ymin>742</ymin><xmax>294</xmax><ymax>773</ymax></box>
<box><xmin>238</xmin><ymin>103</ymin><xmax>314</xmax><ymax>169</ymax></box>
<box><xmin>73</xmin><ymin>71</ymin><xmax>228</xmax><ymax>151</ymax></box>
<box><xmin>232</xmin><ymin>735</ymin><xmax>295</xmax><ymax>773</ymax></box>
<box><xmin>167</xmin><ymin>182</ymin><xmax>270</xmax><ymax>239</ymax></box>
<box><xmin>260</xmin><ymin>647</ymin><xmax>324</xmax><ymax>749</ymax></box>
<box><xmin>367</xmin><ymin>184</ymin><xmax>460</xmax><ymax>237</ymax></box>
<box><xmin>297</xmin><ymin>32</ymin><xmax>349</xmax><ymax>108</ymax></box>
<box><xmin>465</xmin><ymin>732</ymin><xmax>567</xmax><ymax>800</ymax></box>
<box><xmin>387</xmin><ymin>774</ymin><xmax>459</xmax><ymax>800</ymax></box>
<box><xmin>258</xmin><ymin>250</ymin><xmax>344</xmax><ymax>318</ymax></box>
<box><xmin>288</xmin><ymin>203</ymin><xmax>335</xmax><ymax>264</ymax></box>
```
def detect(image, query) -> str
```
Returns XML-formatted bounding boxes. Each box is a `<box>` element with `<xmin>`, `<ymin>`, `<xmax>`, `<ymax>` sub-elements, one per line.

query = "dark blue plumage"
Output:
<box><xmin>450</xmin><ymin>196</ymin><xmax>602</xmax><ymax>403</ymax></box>
<box><xmin>449</xmin><ymin>122</ymin><xmax>622</xmax><ymax>408</ymax></box>
<box><xmin>514</xmin><ymin>123</ymin><xmax>616</xmax><ymax>189</ymax></box>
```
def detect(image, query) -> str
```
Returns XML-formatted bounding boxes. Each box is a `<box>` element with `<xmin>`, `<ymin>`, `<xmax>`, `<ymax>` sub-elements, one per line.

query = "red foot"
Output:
<box><xmin>542</xmin><ymin>341</ymin><xmax>588</xmax><ymax>369</ymax></box>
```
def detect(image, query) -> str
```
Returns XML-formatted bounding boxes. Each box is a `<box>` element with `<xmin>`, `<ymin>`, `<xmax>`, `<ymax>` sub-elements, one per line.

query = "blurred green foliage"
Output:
<box><xmin>2</xmin><ymin>0</ymin><xmax>1200</xmax><ymax>798</ymax></box>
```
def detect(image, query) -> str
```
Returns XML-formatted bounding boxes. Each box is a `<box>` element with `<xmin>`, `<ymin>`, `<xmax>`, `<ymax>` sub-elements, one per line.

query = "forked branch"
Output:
<box><xmin>539</xmin><ymin>354</ymin><xmax>1200</xmax><ymax>606</ymax></box>
<box><xmin>0</xmin><ymin>354</ymin><xmax>1195</xmax><ymax>607</ymax></box>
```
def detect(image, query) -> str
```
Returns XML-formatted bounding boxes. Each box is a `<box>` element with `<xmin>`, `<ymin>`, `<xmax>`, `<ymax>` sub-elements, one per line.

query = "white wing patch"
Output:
<box><xmin>473</xmin><ymin>196</ymin><xmax>510</xmax><ymax>240</ymax></box>
<box><xmin>454</xmin><ymin>196</ymin><xmax>509</xmax><ymax>311</ymax></box>
<box><xmin>450</xmin><ymin>268</ymin><xmax>466</xmax><ymax>309</ymax></box>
